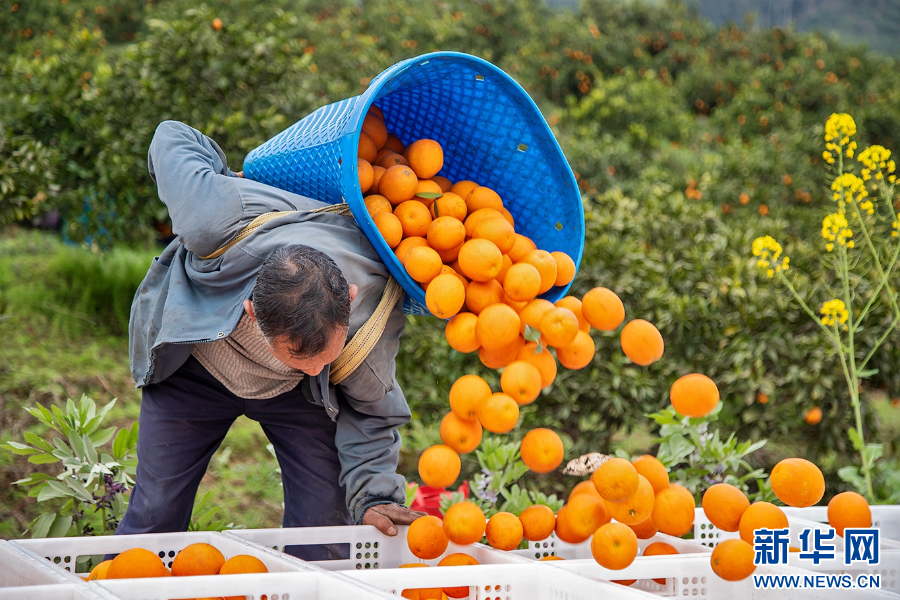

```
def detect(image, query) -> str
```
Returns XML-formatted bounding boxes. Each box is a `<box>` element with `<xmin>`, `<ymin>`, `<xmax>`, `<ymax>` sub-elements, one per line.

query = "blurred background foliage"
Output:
<box><xmin>2</xmin><ymin>0</ymin><xmax>900</xmax><ymax>534</ymax></box>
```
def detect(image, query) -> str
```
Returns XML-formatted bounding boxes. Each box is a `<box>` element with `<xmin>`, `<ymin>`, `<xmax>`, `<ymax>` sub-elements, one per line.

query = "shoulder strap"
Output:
<box><xmin>196</xmin><ymin>203</ymin><xmax>401</xmax><ymax>385</ymax></box>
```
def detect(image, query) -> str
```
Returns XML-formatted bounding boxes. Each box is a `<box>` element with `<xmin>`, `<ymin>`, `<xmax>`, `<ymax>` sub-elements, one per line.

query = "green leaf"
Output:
<box><xmin>848</xmin><ymin>427</ymin><xmax>864</xmax><ymax>452</ymax></box>
<box><xmin>82</xmin><ymin>433</ymin><xmax>98</xmax><ymax>465</ymax></box>
<box><xmin>63</xmin><ymin>478</ymin><xmax>94</xmax><ymax>503</ymax></box>
<box><xmin>30</xmin><ymin>513</ymin><xmax>58</xmax><ymax>538</ymax></box>
<box><xmin>89</xmin><ymin>426</ymin><xmax>116</xmax><ymax>447</ymax></box>
<box><xmin>857</xmin><ymin>368</ymin><xmax>879</xmax><ymax>378</ymax></box>
<box><xmin>47</xmin><ymin>515</ymin><xmax>73</xmax><ymax>538</ymax></box>
<box><xmin>12</xmin><ymin>473</ymin><xmax>55</xmax><ymax>486</ymax></box>
<box><xmin>2</xmin><ymin>441</ymin><xmax>38</xmax><ymax>455</ymax></box>
<box><xmin>37</xmin><ymin>481</ymin><xmax>74</xmax><ymax>502</ymax></box>
<box><xmin>69</xmin><ymin>430</ymin><xmax>86</xmax><ymax>460</ymax></box>
<box><xmin>24</xmin><ymin>432</ymin><xmax>56</xmax><ymax>453</ymax></box>
<box><xmin>112</xmin><ymin>428</ymin><xmax>129</xmax><ymax>460</ymax></box>
<box><xmin>415</xmin><ymin>191</ymin><xmax>442</xmax><ymax>199</ymax></box>
<box><xmin>524</xmin><ymin>325</ymin><xmax>542</xmax><ymax>344</ymax></box>
<box><xmin>28</xmin><ymin>453</ymin><xmax>62</xmax><ymax>465</ymax></box>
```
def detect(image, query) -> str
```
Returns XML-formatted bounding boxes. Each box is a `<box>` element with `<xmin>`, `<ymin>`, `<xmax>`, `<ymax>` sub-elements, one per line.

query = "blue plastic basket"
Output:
<box><xmin>244</xmin><ymin>52</ymin><xmax>584</xmax><ymax>315</ymax></box>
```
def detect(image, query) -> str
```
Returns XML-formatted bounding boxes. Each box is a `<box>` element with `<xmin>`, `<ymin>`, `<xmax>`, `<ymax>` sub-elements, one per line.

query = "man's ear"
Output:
<box><xmin>243</xmin><ymin>298</ymin><xmax>256</xmax><ymax>321</ymax></box>
<box><xmin>349</xmin><ymin>284</ymin><xmax>359</xmax><ymax>303</ymax></box>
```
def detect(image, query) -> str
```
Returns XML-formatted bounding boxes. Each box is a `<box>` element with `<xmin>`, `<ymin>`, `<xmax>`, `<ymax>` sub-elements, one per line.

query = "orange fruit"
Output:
<box><xmin>426</xmin><ymin>217</ymin><xmax>465</xmax><ymax>251</ymax></box>
<box><xmin>502</xmin><ymin>263</ymin><xmax>542</xmax><ymax>302</ymax></box>
<box><xmin>567</xmin><ymin>492</ymin><xmax>610</xmax><ymax>538</ymax></box>
<box><xmin>212</xmin><ymin>17</ymin><xmax>223</xmax><ymax>30</ymax></box>
<box><xmin>384</xmin><ymin>132</ymin><xmax>404</xmax><ymax>154</ymax></box>
<box><xmin>415</xmin><ymin>179</ymin><xmax>443</xmax><ymax>205</ymax></box>
<box><xmin>362</xmin><ymin>113</ymin><xmax>388</xmax><ymax>149</ymax></box>
<box><xmin>405</xmin><ymin>246</ymin><xmax>443</xmax><ymax>283</ymax></box>
<box><xmin>590</xmin><ymin>523</ymin><xmax>638</xmax><ymax>570</ymax></box>
<box><xmin>628</xmin><ymin>515</ymin><xmax>658</xmax><ymax>540</ymax></box>
<box><xmin>375</xmin><ymin>147</ymin><xmax>396</xmax><ymax>165</ymax></box>
<box><xmin>379</xmin><ymin>152</ymin><xmax>409</xmax><ymax>169</ymax></box>
<box><xmin>171</xmin><ymin>543</ymin><xmax>225</xmax><ymax>576</ymax></box>
<box><xmin>365</xmin><ymin>194</ymin><xmax>392</xmax><ymax>217</ymax></box>
<box><xmin>828</xmin><ymin>491</ymin><xmax>871</xmax><ymax>537</ymax></box>
<box><xmin>554</xmin><ymin>505</ymin><xmax>590</xmax><ymax>544</ymax></box>
<box><xmin>475</xmin><ymin>303</ymin><xmax>521</xmax><ymax>350</ymax></box>
<box><xmin>485</xmin><ymin>512</ymin><xmax>523</xmax><ymax>551</ymax></box>
<box><xmin>556</xmin><ymin>330</ymin><xmax>595</xmax><ymax>370</ymax></box>
<box><xmin>445</xmin><ymin>313</ymin><xmax>480</xmax><ymax>353</ymax></box>
<box><xmin>408</xmin><ymin>515</ymin><xmax>450</xmax><ymax>559</ymax></box>
<box><xmin>432</xmin><ymin>176</ymin><xmax>452</xmax><ymax>193</ymax></box>
<box><xmin>804</xmin><ymin>406</ymin><xmax>823</xmax><ymax>425</ymax></box>
<box><xmin>631</xmin><ymin>455</ymin><xmax>669</xmax><ymax>494</ymax></box>
<box><xmin>439</xmin><ymin>411</ymin><xmax>483</xmax><ymax>454</ymax></box>
<box><xmin>458</xmin><ymin>239</ymin><xmax>503</xmax><ymax>282</ymax></box>
<box><xmin>437</xmin><ymin>244</ymin><xmax>464</xmax><ymax>266</ymax></box>
<box><xmin>464</xmin><ymin>279</ymin><xmax>504</xmax><ymax>315</ymax></box>
<box><xmin>395</xmin><ymin>236</ymin><xmax>429</xmax><ymax>264</ymax></box>
<box><xmin>620</xmin><ymin>319</ymin><xmax>664</xmax><ymax>366</ymax></box>
<box><xmin>478</xmin><ymin>336</ymin><xmax>524</xmax><ymax>369</ymax></box>
<box><xmin>381</xmin><ymin>166</ymin><xmax>419</xmax><ymax>205</ymax></box>
<box><xmin>442</xmin><ymin>502</ymin><xmax>486</xmax><ymax>545</ymax></box>
<box><xmin>418</xmin><ymin>444</ymin><xmax>461</xmax><ymax>488</ymax></box>
<box><xmin>555</xmin><ymin>297</ymin><xmax>589</xmax><ymax>332</ymax></box>
<box><xmin>520</xmin><ymin>428</ymin><xmax>564</xmax><ymax>473</ymax></box>
<box><xmin>570</xmin><ymin>480</ymin><xmax>602</xmax><ymax>501</ymax></box>
<box><xmin>464</xmin><ymin>208</ymin><xmax>505</xmax><ymax>238</ymax></box>
<box><xmin>86</xmin><ymin>560</ymin><xmax>112</xmax><ymax>581</ymax></box>
<box><xmin>519</xmin><ymin>504</ymin><xmax>556</xmax><ymax>541</ymax></box>
<box><xmin>438</xmin><ymin>553</ymin><xmax>479</xmax><ymax>599</ymax></box>
<box><xmin>551</xmin><ymin>252</ymin><xmax>576</xmax><ymax>286</ymax></box>
<box><xmin>426</xmin><ymin>273</ymin><xmax>465</xmax><ymax>319</ymax></box>
<box><xmin>539</xmin><ymin>556</ymin><xmax>564</xmax><ymax>561</ymax></box>
<box><xmin>473</xmin><ymin>217</ymin><xmax>515</xmax><ymax>254</ymax></box>
<box><xmin>430</xmin><ymin>192</ymin><xmax>467</xmax><ymax>221</ymax></box>
<box><xmin>477</xmin><ymin>392</ymin><xmax>520</xmax><ymax>433</ymax></box>
<box><xmin>395</xmin><ymin>200</ymin><xmax>433</xmax><ymax>238</ymax></box>
<box><xmin>500</xmin><ymin>360</ymin><xmax>542</xmax><ymax>405</ymax></box>
<box><xmin>508</xmin><ymin>235</ymin><xmax>537</xmax><ymax>262</ymax></box>
<box><xmin>358</xmin><ymin>159</ymin><xmax>375</xmax><ymax>193</ymax></box>
<box><xmin>399</xmin><ymin>565</ymin><xmax>441</xmax><ymax>600</ymax></box>
<box><xmin>368</xmin><ymin>104</ymin><xmax>384</xmax><ymax>119</ymax></box>
<box><xmin>450</xmin><ymin>180</ymin><xmax>478</xmax><ymax>199</ymax></box>
<box><xmin>711</xmin><ymin>539</ymin><xmax>756</xmax><ymax>581</ymax></box>
<box><xmin>106</xmin><ymin>548</ymin><xmax>170</xmax><ymax>579</ymax></box>
<box><xmin>218</xmin><ymin>555</ymin><xmax>268</xmax><ymax>575</ymax></box>
<box><xmin>539</xmin><ymin>307</ymin><xmax>579</xmax><ymax>349</ymax></box>
<box><xmin>702</xmin><ymin>483</ymin><xmax>750</xmax><ymax>532</ymax></box>
<box><xmin>449</xmin><ymin>374</ymin><xmax>491</xmax><ymax>421</ymax></box>
<box><xmin>644</xmin><ymin>542</ymin><xmax>678</xmax><ymax>585</ymax></box>
<box><xmin>670</xmin><ymin>373</ymin><xmax>720</xmax><ymax>417</ymax></box>
<box><xmin>358</xmin><ymin>131</ymin><xmax>377</xmax><ymax>163</ymax></box>
<box><xmin>519</xmin><ymin>250</ymin><xmax>558</xmax><ymax>294</ymax></box>
<box><xmin>652</xmin><ymin>484</ymin><xmax>695</xmax><ymax>536</ymax></box>
<box><xmin>407</xmin><ymin>139</ymin><xmax>444</xmax><ymax>179</ymax></box>
<box><xmin>502</xmin><ymin>291</ymin><xmax>528</xmax><ymax>313</ymax></box>
<box><xmin>370</xmin><ymin>165</ymin><xmax>386</xmax><ymax>194</ymax></box>
<box><xmin>738</xmin><ymin>502</ymin><xmax>788</xmax><ymax>545</ymax></box>
<box><xmin>495</xmin><ymin>254</ymin><xmax>514</xmax><ymax>286</ymax></box>
<box><xmin>373</xmin><ymin>212</ymin><xmax>403</xmax><ymax>249</ymax></box>
<box><xmin>516</xmin><ymin>341</ymin><xmax>557</xmax><ymax>388</ymax></box>
<box><xmin>605</xmin><ymin>475</ymin><xmax>655</xmax><ymax>525</ymax></box>
<box><xmin>466</xmin><ymin>187</ymin><xmax>503</xmax><ymax>213</ymax></box>
<box><xmin>518</xmin><ymin>299</ymin><xmax>556</xmax><ymax>334</ymax></box>
<box><xmin>770</xmin><ymin>458</ymin><xmax>825</xmax><ymax>508</ymax></box>
<box><xmin>499</xmin><ymin>207</ymin><xmax>515</xmax><ymax>227</ymax></box>
<box><xmin>581</xmin><ymin>288</ymin><xmax>625</xmax><ymax>331</ymax></box>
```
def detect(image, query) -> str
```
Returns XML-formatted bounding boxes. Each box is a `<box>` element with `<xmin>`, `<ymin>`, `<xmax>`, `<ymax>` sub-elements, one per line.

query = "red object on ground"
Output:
<box><xmin>410</xmin><ymin>481</ymin><xmax>469</xmax><ymax>517</ymax></box>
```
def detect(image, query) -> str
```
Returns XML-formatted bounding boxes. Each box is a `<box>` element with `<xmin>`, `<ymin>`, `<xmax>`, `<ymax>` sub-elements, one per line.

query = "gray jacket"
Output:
<box><xmin>129</xmin><ymin>120</ymin><xmax>409</xmax><ymax>522</ymax></box>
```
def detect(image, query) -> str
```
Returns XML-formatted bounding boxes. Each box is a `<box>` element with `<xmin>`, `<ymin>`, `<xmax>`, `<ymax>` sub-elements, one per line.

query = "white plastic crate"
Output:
<box><xmin>782</xmin><ymin>506</ymin><xmax>900</xmax><ymax>544</ymax></box>
<box><xmin>98</xmin><ymin>569</ymin><xmax>399</xmax><ymax>600</ymax></box>
<box><xmin>787</xmin><ymin>550</ymin><xmax>900</xmax><ymax>595</ymax></box>
<box><xmin>11</xmin><ymin>531</ymin><xmax>311</xmax><ymax>578</ymax></box>
<box><xmin>514</xmin><ymin>531</ymin><xmax>710</xmax><ymax>561</ymax></box>
<box><xmin>0</xmin><ymin>539</ymin><xmax>83</xmax><ymax>587</ymax></box>
<box><xmin>346</xmin><ymin>562</ymin><xmax>660</xmax><ymax>599</ymax></box>
<box><xmin>227</xmin><ymin>525</ymin><xmax>524</xmax><ymax>571</ymax></box>
<box><xmin>0</xmin><ymin>583</ymin><xmax>121</xmax><ymax>600</ymax></box>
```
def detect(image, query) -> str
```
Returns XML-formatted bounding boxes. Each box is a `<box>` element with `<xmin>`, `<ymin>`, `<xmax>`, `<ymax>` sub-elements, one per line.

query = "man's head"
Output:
<box><xmin>243</xmin><ymin>245</ymin><xmax>357</xmax><ymax>376</ymax></box>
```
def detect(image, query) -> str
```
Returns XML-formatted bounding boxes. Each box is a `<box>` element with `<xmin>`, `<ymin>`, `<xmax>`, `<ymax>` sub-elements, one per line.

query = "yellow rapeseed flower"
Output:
<box><xmin>858</xmin><ymin>145</ymin><xmax>891</xmax><ymax>171</ymax></box>
<box><xmin>824</xmin><ymin>113</ymin><xmax>856</xmax><ymax>143</ymax></box>
<box><xmin>822</xmin><ymin>213</ymin><xmax>854</xmax><ymax>251</ymax></box>
<box><xmin>830</xmin><ymin>173</ymin><xmax>869</xmax><ymax>210</ymax></box>
<box><xmin>820</xmin><ymin>299</ymin><xmax>849</xmax><ymax>327</ymax></box>
<box><xmin>893</xmin><ymin>220</ymin><xmax>899</xmax><ymax>238</ymax></box>
<box><xmin>751</xmin><ymin>235</ymin><xmax>790</xmax><ymax>277</ymax></box>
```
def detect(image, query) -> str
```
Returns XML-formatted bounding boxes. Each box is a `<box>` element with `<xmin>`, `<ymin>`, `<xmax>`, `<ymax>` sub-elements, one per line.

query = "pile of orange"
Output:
<box><xmin>399</xmin><ymin>552</ymin><xmax>480</xmax><ymax>599</ymax></box>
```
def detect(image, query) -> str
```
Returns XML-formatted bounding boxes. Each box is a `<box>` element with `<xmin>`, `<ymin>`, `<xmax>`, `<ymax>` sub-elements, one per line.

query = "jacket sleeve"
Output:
<box><xmin>147</xmin><ymin>120</ymin><xmax>244</xmax><ymax>258</ymax></box>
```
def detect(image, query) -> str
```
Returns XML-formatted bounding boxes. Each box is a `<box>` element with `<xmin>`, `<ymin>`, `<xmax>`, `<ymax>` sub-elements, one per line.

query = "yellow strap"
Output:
<box><xmin>197</xmin><ymin>202</ymin><xmax>401</xmax><ymax>385</ymax></box>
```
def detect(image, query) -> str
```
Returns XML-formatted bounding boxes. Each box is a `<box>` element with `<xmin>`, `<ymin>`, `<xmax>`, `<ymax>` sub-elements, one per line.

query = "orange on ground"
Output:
<box><xmin>358</xmin><ymin>159</ymin><xmax>374</xmax><ymax>194</ymax></box>
<box><xmin>628</xmin><ymin>515</ymin><xmax>658</xmax><ymax>540</ymax></box>
<box><xmin>508</xmin><ymin>235</ymin><xmax>537</xmax><ymax>262</ymax></box>
<box><xmin>473</xmin><ymin>217</ymin><xmax>515</xmax><ymax>254</ymax></box>
<box><xmin>477</xmin><ymin>393</ymin><xmax>520</xmax><ymax>433</ymax></box>
<box><xmin>570</xmin><ymin>480</ymin><xmax>602</xmax><ymax>501</ymax></box>
<box><xmin>605</xmin><ymin>474</ymin><xmax>654</xmax><ymax>525</ymax></box>
<box><xmin>485</xmin><ymin>512</ymin><xmax>524</xmax><ymax>551</ymax></box>
<box><xmin>670</xmin><ymin>373</ymin><xmax>720</xmax><ymax>417</ymax></box>
<box><xmin>106</xmin><ymin>548</ymin><xmax>170</xmax><ymax>579</ymax></box>
<box><xmin>405</xmin><ymin>246</ymin><xmax>442</xmax><ymax>284</ymax></box>
<box><xmin>519</xmin><ymin>504</ymin><xmax>556</xmax><ymax>541</ymax></box>
<box><xmin>219</xmin><ymin>555</ymin><xmax>268</xmax><ymax>575</ymax></box>
<box><xmin>555</xmin><ymin>297</ymin><xmax>589</xmax><ymax>332</ymax></box>
<box><xmin>426</xmin><ymin>217</ymin><xmax>465</xmax><ymax>251</ymax></box>
<box><xmin>439</xmin><ymin>411</ymin><xmax>482</xmax><ymax>454</ymax></box>
<box><xmin>373</xmin><ymin>212</ymin><xmax>402</xmax><ymax>249</ymax></box>
<box><xmin>407</xmin><ymin>139</ymin><xmax>444</xmax><ymax>179</ymax></box>
<box><xmin>408</xmin><ymin>515</ymin><xmax>450</xmax><ymax>560</ymax></box>
<box><xmin>652</xmin><ymin>484</ymin><xmax>696</xmax><ymax>536</ymax></box>
<box><xmin>465</xmin><ymin>279</ymin><xmax>504</xmax><ymax>315</ymax></box>
<box><xmin>503</xmin><ymin>263</ymin><xmax>542</xmax><ymax>302</ymax></box>
<box><xmin>365</xmin><ymin>194</ymin><xmax>392</xmax><ymax>217</ymax></box>
<box><xmin>475</xmin><ymin>303</ymin><xmax>521</xmax><ymax>350</ymax></box>
<box><xmin>358</xmin><ymin>131</ymin><xmax>377</xmax><ymax>163</ymax></box>
<box><xmin>171</xmin><ymin>543</ymin><xmax>225</xmax><ymax>577</ymax></box>
<box><xmin>395</xmin><ymin>200</ymin><xmax>433</xmax><ymax>238</ymax></box>
<box><xmin>556</xmin><ymin>330</ymin><xmax>595</xmax><ymax>370</ymax></box>
<box><xmin>770</xmin><ymin>458</ymin><xmax>825</xmax><ymax>508</ymax></box>
<box><xmin>519</xmin><ymin>299</ymin><xmax>556</xmax><ymax>334</ymax></box>
<box><xmin>415</xmin><ymin>179</ymin><xmax>443</xmax><ymax>205</ymax></box>
<box><xmin>464</xmin><ymin>208</ymin><xmax>505</xmax><ymax>238</ymax></box>
<box><xmin>738</xmin><ymin>502</ymin><xmax>788</xmax><ymax>545</ymax></box>
<box><xmin>362</xmin><ymin>113</ymin><xmax>388</xmax><ymax>149</ymax></box>
<box><xmin>620</xmin><ymin>319</ymin><xmax>664</xmax><ymax>366</ymax></box>
<box><xmin>466</xmin><ymin>187</ymin><xmax>503</xmax><ymax>213</ymax></box>
<box><xmin>539</xmin><ymin>307</ymin><xmax>579</xmax><ymax>348</ymax></box>
<box><xmin>551</xmin><ymin>252</ymin><xmax>576</xmax><ymax>287</ymax></box>
<box><xmin>384</xmin><ymin>132</ymin><xmax>404</xmax><ymax>154</ymax></box>
<box><xmin>430</xmin><ymin>192</ymin><xmax>467</xmax><ymax>221</ymax></box>
<box><xmin>828</xmin><ymin>491</ymin><xmax>871</xmax><ymax>537</ymax></box>
<box><xmin>519</xmin><ymin>250</ymin><xmax>558</xmax><ymax>294</ymax></box>
<box><xmin>458</xmin><ymin>239</ymin><xmax>503</xmax><ymax>282</ymax></box>
<box><xmin>381</xmin><ymin>166</ymin><xmax>419</xmax><ymax>205</ymax></box>
<box><xmin>567</xmin><ymin>493</ymin><xmax>611</xmax><ymax>538</ymax></box>
<box><xmin>450</xmin><ymin>180</ymin><xmax>478</xmax><ymax>200</ymax></box>
<box><xmin>500</xmin><ymin>361</ymin><xmax>542</xmax><ymax>405</ymax></box>
<box><xmin>438</xmin><ymin>552</ymin><xmax>479</xmax><ymax>599</ymax></box>
<box><xmin>496</xmin><ymin>254</ymin><xmax>514</xmax><ymax>286</ymax></box>
<box><xmin>590</xmin><ymin>523</ymin><xmax>638</xmax><ymax>570</ymax></box>
<box><xmin>432</xmin><ymin>176</ymin><xmax>452</xmax><ymax>193</ymax></box>
<box><xmin>445</xmin><ymin>313</ymin><xmax>480</xmax><ymax>354</ymax></box>
<box><xmin>395</xmin><ymin>237</ymin><xmax>429</xmax><ymax>263</ymax></box>
<box><xmin>442</xmin><ymin>502</ymin><xmax>486</xmax><ymax>546</ymax></box>
<box><xmin>449</xmin><ymin>374</ymin><xmax>491</xmax><ymax>421</ymax></box>
<box><xmin>711</xmin><ymin>539</ymin><xmax>756</xmax><ymax>581</ymax></box>
<box><xmin>702</xmin><ymin>483</ymin><xmax>750</xmax><ymax>533</ymax></box>
<box><xmin>591</xmin><ymin>457</ymin><xmax>639</xmax><ymax>503</ymax></box>
<box><xmin>379</xmin><ymin>152</ymin><xmax>408</xmax><ymax>169</ymax></box>
<box><xmin>581</xmin><ymin>288</ymin><xmax>625</xmax><ymax>331</ymax></box>
<box><xmin>417</xmin><ymin>444</ymin><xmax>461</xmax><ymax>488</ymax></box>
<box><xmin>86</xmin><ymin>560</ymin><xmax>112</xmax><ymax>581</ymax></box>
<box><xmin>554</xmin><ymin>505</ymin><xmax>590</xmax><ymax>544</ymax></box>
<box><xmin>631</xmin><ymin>455</ymin><xmax>669</xmax><ymax>494</ymax></box>
<box><xmin>370</xmin><ymin>165</ymin><xmax>386</xmax><ymax>194</ymax></box>
<box><xmin>479</xmin><ymin>336</ymin><xmax>525</xmax><ymax>369</ymax></box>
<box><xmin>426</xmin><ymin>274</ymin><xmax>465</xmax><ymax>319</ymax></box>
<box><xmin>516</xmin><ymin>341</ymin><xmax>557</xmax><ymax>388</ymax></box>
<box><xmin>804</xmin><ymin>406</ymin><xmax>823</xmax><ymax>425</ymax></box>
<box><xmin>520</xmin><ymin>428</ymin><xmax>564</xmax><ymax>473</ymax></box>
<box><xmin>644</xmin><ymin>542</ymin><xmax>679</xmax><ymax>585</ymax></box>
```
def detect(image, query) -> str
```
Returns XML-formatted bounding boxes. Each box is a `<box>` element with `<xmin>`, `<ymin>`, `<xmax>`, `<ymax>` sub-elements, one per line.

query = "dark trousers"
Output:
<box><xmin>115</xmin><ymin>356</ymin><xmax>352</xmax><ymax>559</ymax></box>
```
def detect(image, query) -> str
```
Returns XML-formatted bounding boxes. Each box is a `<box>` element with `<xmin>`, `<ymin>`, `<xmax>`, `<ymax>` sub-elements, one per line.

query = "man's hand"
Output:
<box><xmin>233</xmin><ymin>170</ymin><xmax>244</xmax><ymax>178</ymax></box>
<box><xmin>362</xmin><ymin>503</ymin><xmax>427</xmax><ymax>536</ymax></box>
